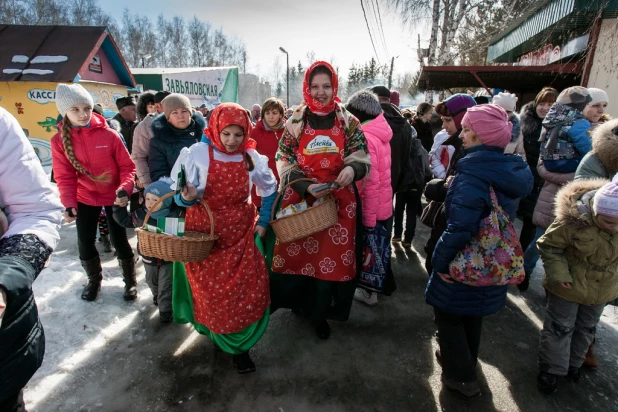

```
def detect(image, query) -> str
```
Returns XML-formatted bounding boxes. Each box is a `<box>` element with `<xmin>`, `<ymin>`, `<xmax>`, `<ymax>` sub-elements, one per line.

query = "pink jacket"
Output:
<box><xmin>359</xmin><ymin>113</ymin><xmax>393</xmax><ymax>227</ymax></box>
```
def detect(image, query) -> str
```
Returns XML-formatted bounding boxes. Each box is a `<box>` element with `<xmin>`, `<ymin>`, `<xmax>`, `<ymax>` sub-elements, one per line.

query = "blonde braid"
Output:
<box><xmin>61</xmin><ymin>118</ymin><xmax>111</xmax><ymax>182</ymax></box>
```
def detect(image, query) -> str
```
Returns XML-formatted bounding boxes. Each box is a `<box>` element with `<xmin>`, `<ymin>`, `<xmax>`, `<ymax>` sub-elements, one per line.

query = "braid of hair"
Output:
<box><xmin>245</xmin><ymin>152</ymin><xmax>255</xmax><ymax>172</ymax></box>
<box><xmin>61</xmin><ymin>118</ymin><xmax>111</xmax><ymax>182</ymax></box>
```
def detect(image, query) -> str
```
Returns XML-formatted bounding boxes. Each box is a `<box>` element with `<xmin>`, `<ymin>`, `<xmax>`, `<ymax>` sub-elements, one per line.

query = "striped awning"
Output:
<box><xmin>487</xmin><ymin>0</ymin><xmax>615</xmax><ymax>63</ymax></box>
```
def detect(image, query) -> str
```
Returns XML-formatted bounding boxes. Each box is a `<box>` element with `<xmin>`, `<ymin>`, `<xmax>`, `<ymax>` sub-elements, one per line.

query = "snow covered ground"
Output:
<box><xmin>21</xmin><ymin>209</ymin><xmax>618</xmax><ymax>412</ymax></box>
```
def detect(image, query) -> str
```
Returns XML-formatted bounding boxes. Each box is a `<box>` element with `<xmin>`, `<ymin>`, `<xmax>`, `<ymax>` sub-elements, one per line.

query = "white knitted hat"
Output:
<box><xmin>492</xmin><ymin>92</ymin><xmax>518</xmax><ymax>112</ymax></box>
<box><xmin>55</xmin><ymin>83</ymin><xmax>94</xmax><ymax>115</ymax></box>
<box><xmin>594</xmin><ymin>175</ymin><xmax>618</xmax><ymax>218</ymax></box>
<box><xmin>587</xmin><ymin>88</ymin><xmax>609</xmax><ymax>106</ymax></box>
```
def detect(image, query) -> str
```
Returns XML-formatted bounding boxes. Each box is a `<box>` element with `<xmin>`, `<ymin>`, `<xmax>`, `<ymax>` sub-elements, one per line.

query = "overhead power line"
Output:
<box><xmin>373</xmin><ymin>0</ymin><xmax>390</xmax><ymax>57</ymax></box>
<box><xmin>360</xmin><ymin>0</ymin><xmax>382</xmax><ymax>65</ymax></box>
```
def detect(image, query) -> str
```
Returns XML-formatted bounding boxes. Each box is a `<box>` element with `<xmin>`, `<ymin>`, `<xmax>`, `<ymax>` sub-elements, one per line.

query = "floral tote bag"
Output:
<box><xmin>449</xmin><ymin>186</ymin><xmax>525</xmax><ymax>286</ymax></box>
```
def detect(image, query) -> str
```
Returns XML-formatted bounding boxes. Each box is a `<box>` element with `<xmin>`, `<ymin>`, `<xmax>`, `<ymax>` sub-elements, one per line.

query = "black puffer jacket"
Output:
<box><xmin>149</xmin><ymin>113</ymin><xmax>206</xmax><ymax>182</ymax></box>
<box><xmin>518</xmin><ymin>102</ymin><xmax>544</xmax><ymax>218</ymax></box>
<box><xmin>411</xmin><ymin>117</ymin><xmax>434</xmax><ymax>153</ymax></box>
<box><xmin>0</xmin><ymin>234</ymin><xmax>52</xmax><ymax>402</ymax></box>
<box><xmin>381</xmin><ymin>103</ymin><xmax>412</xmax><ymax>193</ymax></box>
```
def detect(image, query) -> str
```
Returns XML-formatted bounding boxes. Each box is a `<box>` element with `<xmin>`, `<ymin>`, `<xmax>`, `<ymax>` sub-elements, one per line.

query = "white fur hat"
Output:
<box><xmin>587</xmin><ymin>88</ymin><xmax>609</xmax><ymax>106</ymax></box>
<box><xmin>492</xmin><ymin>92</ymin><xmax>518</xmax><ymax>112</ymax></box>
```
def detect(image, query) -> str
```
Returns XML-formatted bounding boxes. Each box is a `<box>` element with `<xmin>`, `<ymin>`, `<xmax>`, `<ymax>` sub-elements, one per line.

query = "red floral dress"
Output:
<box><xmin>183</xmin><ymin>146</ymin><xmax>270</xmax><ymax>334</ymax></box>
<box><xmin>272</xmin><ymin>123</ymin><xmax>357</xmax><ymax>282</ymax></box>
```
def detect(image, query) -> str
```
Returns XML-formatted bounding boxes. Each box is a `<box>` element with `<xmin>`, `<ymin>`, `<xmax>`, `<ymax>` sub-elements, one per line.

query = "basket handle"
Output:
<box><xmin>141</xmin><ymin>191</ymin><xmax>215</xmax><ymax>238</ymax></box>
<box><xmin>270</xmin><ymin>177</ymin><xmax>320</xmax><ymax>222</ymax></box>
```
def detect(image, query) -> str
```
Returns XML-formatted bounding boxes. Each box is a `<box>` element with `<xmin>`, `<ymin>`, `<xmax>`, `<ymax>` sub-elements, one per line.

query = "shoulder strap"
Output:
<box><xmin>488</xmin><ymin>185</ymin><xmax>499</xmax><ymax>210</ymax></box>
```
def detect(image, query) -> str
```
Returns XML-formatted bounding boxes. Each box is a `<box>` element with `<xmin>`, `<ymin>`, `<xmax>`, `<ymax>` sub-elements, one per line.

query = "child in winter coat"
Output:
<box><xmin>539</xmin><ymin>87</ymin><xmax>592</xmax><ymax>173</ymax></box>
<box><xmin>537</xmin><ymin>176</ymin><xmax>618</xmax><ymax>393</ymax></box>
<box><xmin>51</xmin><ymin>83</ymin><xmax>137</xmax><ymax>302</ymax></box>
<box><xmin>346</xmin><ymin>90</ymin><xmax>393</xmax><ymax>306</ymax></box>
<box><xmin>112</xmin><ymin>180</ymin><xmax>183</xmax><ymax>323</ymax></box>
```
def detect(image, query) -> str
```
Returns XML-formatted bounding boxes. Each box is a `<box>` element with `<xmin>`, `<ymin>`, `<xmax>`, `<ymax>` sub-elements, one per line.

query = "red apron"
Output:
<box><xmin>184</xmin><ymin>146</ymin><xmax>270</xmax><ymax>334</ymax></box>
<box><xmin>272</xmin><ymin>122</ymin><xmax>357</xmax><ymax>282</ymax></box>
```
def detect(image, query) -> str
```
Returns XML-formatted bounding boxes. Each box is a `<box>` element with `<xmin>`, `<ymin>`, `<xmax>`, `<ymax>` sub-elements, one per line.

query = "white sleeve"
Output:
<box><xmin>0</xmin><ymin>108</ymin><xmax>64</xmax><ymax>249</ymax></box>
<box><xmin>429</xmin><ymin>130</ymin><xmax>449</xmax><ymax>179</ymax></box>
<box><xmin>248</xmin><ymin>149</ymin><xmax>277</xmax><ymax>197</ymax></box>
<box><xmin>170</xmin><ymin>143</ymin><xmax>209</xmax><ymax>197</ymax></box>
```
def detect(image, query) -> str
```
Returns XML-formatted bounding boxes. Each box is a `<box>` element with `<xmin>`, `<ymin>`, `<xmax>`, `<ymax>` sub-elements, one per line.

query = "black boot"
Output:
<box><xmin>537</xmin><ymin>371</ymin><xmax>557</xmax><ymax>393</ymax></box>
<box><xmin>518</xmin><ymin>271</ymin><xmax>531</xmax><ymax>291</ymax></box>
<box><xmin>81</xmin><ymin>256</ymin><xmax>103</xmax><ymax>301</ymax></box>
<box><xmin>566</xmin><ymin>366</ymin><xmax>581</xmax><ymax>383</ymax></box>
<box><xmin>232</xmin><ymin>352</ymin><xmax>256</xmax><ymax>374</ymax></box>
<box><xmin>101</xmin><ymin>235</ymin><xmax>113</xmax><ymax>253</ymax></box>
<box><xmin>118</xmin><ymin>257</ymin><xmax>138</xmax><ymax>301</ymax></box>
<box><xmin>315</xmin><ymin>319</ymin><xmax>331</xmax><ymax>340</ymax></box>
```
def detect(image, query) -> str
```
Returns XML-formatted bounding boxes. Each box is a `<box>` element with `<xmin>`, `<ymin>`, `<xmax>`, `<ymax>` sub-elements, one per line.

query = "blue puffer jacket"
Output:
<box><xmin>425</xmin><ymin>145</ymin><xmax>533</xmax><ymax>316</ymax></box>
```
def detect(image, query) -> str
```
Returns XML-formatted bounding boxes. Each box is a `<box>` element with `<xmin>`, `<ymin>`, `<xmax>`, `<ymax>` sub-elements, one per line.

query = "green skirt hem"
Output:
<box><xmin>172</xmin><ymin>260</ymin><xmax>269</xmax><ymax>355</ymax></box>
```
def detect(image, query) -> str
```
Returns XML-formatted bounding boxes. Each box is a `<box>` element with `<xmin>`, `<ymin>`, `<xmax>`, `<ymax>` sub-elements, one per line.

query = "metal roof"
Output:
<box><xmin>487</xmin><ymin>0</ymin><xmax>617</xmax><ymax>63</ymax></box>
<box><xmin>0</xmin><ymin>25</ymin><xmax>135</xmax><ymax>86</ymax></box>
<box><xmin>417</xmin><ymin>63</ymin><xmax>583</xmax><ymax>93</ymax></box>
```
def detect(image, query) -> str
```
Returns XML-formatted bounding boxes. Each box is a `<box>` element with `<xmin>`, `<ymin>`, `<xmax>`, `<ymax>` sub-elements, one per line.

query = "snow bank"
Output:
<box><xmin>31</xmin><ymin>55</ymin><xmax>69</xmax><ymax>64</ymax></box>
<box><xmin>24</xmin><ymin>225</ymin><xmax>158</xmax><ymax>410</ymax></box>
<box><xmin>22</xmin><ymin>69</ymin><xmax>54</xmax><ymax>75</ymax></box>
<box><xmin>12</xmin><ymin>55</ymin><xmax>29</xmax><ymax>63</ymax></box>
<box><xmin>2</xmin><ymin>69</ymin><xmax>22</xmax><ymax>74</ymax></box>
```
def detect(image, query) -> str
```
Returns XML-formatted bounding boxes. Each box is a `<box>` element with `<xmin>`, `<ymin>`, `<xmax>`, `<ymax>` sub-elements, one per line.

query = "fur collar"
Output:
<box><xmin>555</xmin><ymin>178</ymin><xmax>609</xmax><ymax>229</ymax></box>
<box><xmin>519</xmin><ymin>102</ymin><xmax>542</xmax><ymax>138</ymax></box>
<box><xmin>592</xmin><ymin>119</ymin><xmax>618</xmax><ymax>173</ymax></box>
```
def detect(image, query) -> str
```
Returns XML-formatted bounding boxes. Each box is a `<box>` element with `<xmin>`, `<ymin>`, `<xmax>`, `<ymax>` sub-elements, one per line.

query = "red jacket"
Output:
<box><xmin>51</xmin><ymin>113</ymin><xmax>136</xmax><ymax>208</ymax></box>
<box><xmin>250</xmin><ymin>119</ymin><xmax>283</xmax><ymax>206</ymax></box>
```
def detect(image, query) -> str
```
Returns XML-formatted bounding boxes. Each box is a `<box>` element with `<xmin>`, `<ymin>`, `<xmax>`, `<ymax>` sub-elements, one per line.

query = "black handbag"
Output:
<box><xmin>420</xmin><ymin>200</ymin><xmax>445</xmax><ymax>229</ymax></box>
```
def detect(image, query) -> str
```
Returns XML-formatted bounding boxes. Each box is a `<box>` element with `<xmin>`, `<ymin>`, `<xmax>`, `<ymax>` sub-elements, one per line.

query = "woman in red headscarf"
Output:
<box><xmin>169</xmin><ymin>103</ymin><xmax>278</xmax><ymax>373</ymax></box>
<box><xmin>270</xmin><ymin>61</ymin><xmax>371</xmax><ymax>339</ymax></box>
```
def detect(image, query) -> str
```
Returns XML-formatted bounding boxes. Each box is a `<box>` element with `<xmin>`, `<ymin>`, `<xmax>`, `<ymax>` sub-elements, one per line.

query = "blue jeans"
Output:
<box><xmin>523</xmin><ymin>226</ymin><xmax>546</xmax><ymax>273</ymax></box>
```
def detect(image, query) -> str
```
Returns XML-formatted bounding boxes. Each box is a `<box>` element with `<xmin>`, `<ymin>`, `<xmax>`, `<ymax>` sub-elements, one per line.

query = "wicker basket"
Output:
<box><xmin>135</xmin><ymin>192</ymin><xmax>218</xmax><ymax>262</ymax></box>
<box><xmin>270</xmin><ymin>178</ymin><xmax>338</xmax><ymax>243</ymax></box>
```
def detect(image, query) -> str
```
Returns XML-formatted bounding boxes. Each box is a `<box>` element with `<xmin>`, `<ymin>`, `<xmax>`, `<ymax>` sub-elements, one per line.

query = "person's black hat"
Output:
<box><xmin>116</xmin><ymin>96</ymin><xmax>136</xmax><ymax>110</ymax></box>
<box><xmin>370</xmin><ymin>85</ymin><xmax>391</xmax><ymax>98</ymax></box>
<box><xmin>154</xmin><ymin>91</ymin><xmax>172</xmax><ymax>104</ymax></box>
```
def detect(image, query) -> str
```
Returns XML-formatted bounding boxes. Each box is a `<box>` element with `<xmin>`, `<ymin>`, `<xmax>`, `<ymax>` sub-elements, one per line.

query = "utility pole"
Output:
<box><xmin>279</xmin><ymin>47</ymin><xmax>289</xmax><ymax>108</ymax></box>
<box><xmin>388</xmin><ymin>56</ymin><xmax>394</xmax><ymax>90</ymax></box>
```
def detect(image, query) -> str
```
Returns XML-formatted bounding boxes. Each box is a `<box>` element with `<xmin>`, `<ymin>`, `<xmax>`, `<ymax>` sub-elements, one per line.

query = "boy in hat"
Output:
<box><xmin>537</xmin><ymin>176</ymin><xmax>618</xmax><ymax>393</ymax></box>
<box><xmin>113</xmin><ymin>180</ymin><xmax>183</xmax><ymax>323</ymax></box>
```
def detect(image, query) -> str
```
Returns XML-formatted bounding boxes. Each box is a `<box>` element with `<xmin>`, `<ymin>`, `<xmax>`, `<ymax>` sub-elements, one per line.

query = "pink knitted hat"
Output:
<box><xmin>461</xmin><ymin>104</ymin><xmax>512</xmax><ymax>148</ymax></box>
<box><xmin>594</xmin><ymin>176</ymin><xmax>618</xmax><ymax>218</ymax></box>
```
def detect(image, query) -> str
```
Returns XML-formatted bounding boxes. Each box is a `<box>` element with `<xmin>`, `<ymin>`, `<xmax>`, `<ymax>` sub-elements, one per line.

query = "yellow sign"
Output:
<box><xmin>0</xmin><ymin>80</ymin><xmax>129</xmax><ymax>174</ymax></box>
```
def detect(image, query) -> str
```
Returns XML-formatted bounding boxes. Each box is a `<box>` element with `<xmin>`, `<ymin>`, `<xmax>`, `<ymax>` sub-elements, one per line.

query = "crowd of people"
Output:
<box><xmin>1</xmin><ymin>58</ymin><xmax>618</xmax><ymax>410</ymax></box>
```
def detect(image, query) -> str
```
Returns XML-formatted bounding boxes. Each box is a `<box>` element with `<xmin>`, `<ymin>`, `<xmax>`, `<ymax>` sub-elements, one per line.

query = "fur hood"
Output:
<box><xmin>592</xmin><ymin>118</ymin><xmax>618</xmax><ymax>173</ymax></box>
<box><xmin>106</xmin><ymin>118</ymin><xmax>121</xmax><ymax>132</ymax></box>
<box><xmin>136</xmin><ymin>91</ymin><xmax>156</xmax><ymax>121</ymax></box>
<box><xmin>519</xmin><ymin>102</ymin><xmax>542</xmax><ymax>138</ymax></box>
<box><xmin>555</xmin><ymin>178</ymin><xmax>609</xmax><ymax>229</ymax></box>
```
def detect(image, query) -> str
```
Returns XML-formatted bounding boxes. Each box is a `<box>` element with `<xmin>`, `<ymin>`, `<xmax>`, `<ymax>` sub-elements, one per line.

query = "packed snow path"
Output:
<box><xmin>25</xmin><ymin>217</ymin><xmax>618</xmax><ymax>411</ymax></box>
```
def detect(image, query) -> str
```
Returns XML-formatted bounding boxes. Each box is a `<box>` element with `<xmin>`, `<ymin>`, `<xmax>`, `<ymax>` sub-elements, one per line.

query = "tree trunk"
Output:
<box><xmin>428</xmin><ymin>0</ymin><xmax>440</xmax><ymax>65</ymax></box>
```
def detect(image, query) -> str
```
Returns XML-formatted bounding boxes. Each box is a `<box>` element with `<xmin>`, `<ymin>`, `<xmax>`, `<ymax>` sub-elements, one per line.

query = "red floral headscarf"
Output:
<box><xmin>303</xmin><ymin>61</ymin><xmax>340</xmax><ymax>114</ymax></box>
<box><xmin>203</xmin><ymin>103</ymin><xmax>256</xmax><ymax>155</ymax></box>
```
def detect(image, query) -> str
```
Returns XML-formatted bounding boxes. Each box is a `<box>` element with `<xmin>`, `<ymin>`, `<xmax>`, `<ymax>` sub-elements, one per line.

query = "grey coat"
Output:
<box><xmin>575</xmin><ymin>118</ymin><xmax>618</xmax><ymax>181</ymax></box>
